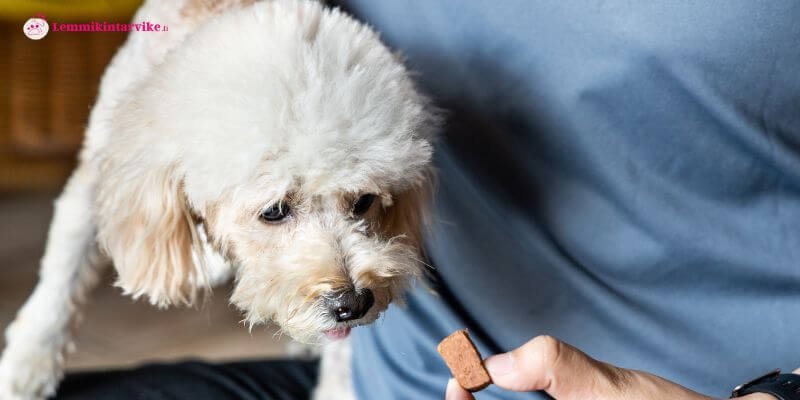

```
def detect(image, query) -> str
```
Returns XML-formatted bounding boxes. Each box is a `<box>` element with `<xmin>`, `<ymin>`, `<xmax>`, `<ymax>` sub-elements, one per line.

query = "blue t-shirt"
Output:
<box><xmin>343</xmin><ymin>1</ymin><xmax>800</xmax><ymax>399</ymax></box>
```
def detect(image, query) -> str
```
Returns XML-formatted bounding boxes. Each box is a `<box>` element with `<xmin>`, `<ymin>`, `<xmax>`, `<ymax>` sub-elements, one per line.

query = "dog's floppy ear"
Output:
<box><xmin>96</xmin><ymin>162</ymin><xmax>206</xmax><ymax>308</ymax></box>
<box><xmin>380</xmin><ymin>170</ymin><xmax>436</xmax><ymax>254</ymax></box>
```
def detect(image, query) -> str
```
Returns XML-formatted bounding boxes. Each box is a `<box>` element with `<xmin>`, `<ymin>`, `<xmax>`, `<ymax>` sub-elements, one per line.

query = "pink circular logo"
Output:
<box><xmin>23</xmin><ymin>17</ymin><xmax>49</xmax><ymax>40</ymax></box>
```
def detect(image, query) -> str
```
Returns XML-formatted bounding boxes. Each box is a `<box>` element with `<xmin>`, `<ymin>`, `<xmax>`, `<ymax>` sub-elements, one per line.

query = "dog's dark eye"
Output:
<box><xmin>352</xmin><ymin>194</ymin><xmax>376</xmax><ymax>215</ymax></box>
<box><xmin>260</xmin><ymin>203</ymin><xmax>290</xmax><ymax>222</ymax></box>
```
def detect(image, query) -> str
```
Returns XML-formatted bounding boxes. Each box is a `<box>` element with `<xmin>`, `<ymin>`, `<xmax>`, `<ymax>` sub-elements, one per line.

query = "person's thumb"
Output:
<box><xmin>483</xmin><ymin>336</ymin><xmax>633</xmax><ymax>398</ymax></box>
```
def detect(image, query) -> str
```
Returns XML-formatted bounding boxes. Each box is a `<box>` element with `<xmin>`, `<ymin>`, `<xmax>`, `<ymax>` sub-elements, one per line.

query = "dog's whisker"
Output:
<box><xmin>411</xmin><ymin>256</ymin><xmax>435</xmax><ymax>270</ymax></box>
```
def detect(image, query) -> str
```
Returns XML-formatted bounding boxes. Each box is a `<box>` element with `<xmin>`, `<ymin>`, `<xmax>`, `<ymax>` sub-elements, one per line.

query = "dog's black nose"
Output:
<box><xmin>325</xmin><ymin>289</ymin><xmax>374</xmax><ymax>322</ymax></box>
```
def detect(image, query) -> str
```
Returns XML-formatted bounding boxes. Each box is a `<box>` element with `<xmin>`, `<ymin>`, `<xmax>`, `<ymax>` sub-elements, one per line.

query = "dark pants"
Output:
<box><xmin>55</xmin><ymin>359</ymin><xmax>320</xmax><ymax>400</ymax></box>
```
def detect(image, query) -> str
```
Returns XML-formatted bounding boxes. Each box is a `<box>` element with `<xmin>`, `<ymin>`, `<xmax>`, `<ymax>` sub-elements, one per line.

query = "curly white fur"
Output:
<box><xmin>0</xmin><ymin>1</ymin><xmax>438</xmax><ymax>399</ymax></box>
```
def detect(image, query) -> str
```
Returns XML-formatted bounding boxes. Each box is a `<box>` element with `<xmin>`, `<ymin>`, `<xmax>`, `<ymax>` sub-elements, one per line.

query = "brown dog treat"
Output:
<box><xmin>437</xmin><ymin>329</ymin><xmax>492</xmax><ymax>392</ymax></box>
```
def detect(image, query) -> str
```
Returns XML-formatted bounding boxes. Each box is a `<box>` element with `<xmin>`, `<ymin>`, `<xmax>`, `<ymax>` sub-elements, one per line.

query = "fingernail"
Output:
<box><xmin>484</xmin><ymin>352</ymin><xmax>514</xmax><ymax>376</ymax></box>
<box><xmin>445</xmin><ymin>378</ymin><xmax>459</xmax><ymax>400</ymax></box>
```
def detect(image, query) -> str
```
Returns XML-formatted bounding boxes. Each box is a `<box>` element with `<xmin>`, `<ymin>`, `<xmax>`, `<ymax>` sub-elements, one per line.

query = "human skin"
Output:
<box><xmin>445</xmin><ymin>335</ymin><xmax>793</xmax><ymax>400</ymax></box>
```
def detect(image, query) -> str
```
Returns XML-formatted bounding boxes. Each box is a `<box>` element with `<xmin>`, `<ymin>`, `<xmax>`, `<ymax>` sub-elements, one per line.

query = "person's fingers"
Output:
<box><xmin>445</xmin><ymin>378</ymin><xmax>475</xmax><ymax>400</ymax></box>
<box><xmin>483</xmin><ymin>335</ymin><xmax>712</xmax><ymax>400</ymax></box>
<box><xmin>482</xmin><ymin>335</ymin><xmax>624</xmax><ymax>396</ymax></box>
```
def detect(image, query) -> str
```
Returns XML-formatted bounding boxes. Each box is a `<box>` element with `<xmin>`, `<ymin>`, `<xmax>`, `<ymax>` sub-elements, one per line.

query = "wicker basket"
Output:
<box><xmin>7</xmin><ymin>24</ymin><xmax>126</xmax><ymax>156</ymax></box>
<box><xmin>0</xmin><ymin>20</ymin><xmax>128</xmax><ymax>189</ymax></box>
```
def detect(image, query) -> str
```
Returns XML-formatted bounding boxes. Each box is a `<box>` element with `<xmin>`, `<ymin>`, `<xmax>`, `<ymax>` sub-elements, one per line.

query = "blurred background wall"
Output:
<box><xmin>0</xmin><ymin>0</ymin><xmax>285</xmax><ymax>372</ymax></box>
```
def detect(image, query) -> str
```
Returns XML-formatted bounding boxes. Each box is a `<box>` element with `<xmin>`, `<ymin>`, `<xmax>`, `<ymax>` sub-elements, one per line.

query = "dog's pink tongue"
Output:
<box><xmin>324</xmin><ymin>327</ymin><xmax>351</xmax><ymax>340</ymax></box>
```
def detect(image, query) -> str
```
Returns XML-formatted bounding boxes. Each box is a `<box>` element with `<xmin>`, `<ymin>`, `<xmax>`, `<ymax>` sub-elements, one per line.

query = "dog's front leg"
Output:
<box><xmin>313</xmin><ymin>337</ymin><xmax>356</xmax><ymax>400</ymax></box>
<box><xmin>0</xmin><ymin>163</ymin><xmax>106</xmax><ymax>400</ymax></box>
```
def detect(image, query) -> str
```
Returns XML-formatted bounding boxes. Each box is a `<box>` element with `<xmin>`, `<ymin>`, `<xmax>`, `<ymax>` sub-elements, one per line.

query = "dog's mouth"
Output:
<box><xmin>324</xmin><ymin>326</ymin><xmax>351</xmax><ymax>340</ymax></box>
<box><xmin>321</xmin><ymin>315</ymin><xmax>376</xmax><ymax>341</ymax></box>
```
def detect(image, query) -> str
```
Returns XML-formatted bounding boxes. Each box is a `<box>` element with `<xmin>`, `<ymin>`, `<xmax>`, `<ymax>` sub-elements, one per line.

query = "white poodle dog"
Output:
<box><xmin>0</xmin><ymin>0</ymin><xmax>438</xmax><ymax>398</ymax></box>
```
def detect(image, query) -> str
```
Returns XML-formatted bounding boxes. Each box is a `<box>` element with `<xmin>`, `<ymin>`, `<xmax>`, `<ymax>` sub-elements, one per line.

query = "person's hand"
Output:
<box><xmin>445</xmin><ymin>335</ymin><xmax>792</xmax><ymax>400</ymax></box>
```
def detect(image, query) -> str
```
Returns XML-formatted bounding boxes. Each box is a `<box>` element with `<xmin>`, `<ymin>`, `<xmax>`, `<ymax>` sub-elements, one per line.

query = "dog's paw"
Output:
<box><xmin>0</xmin><ymin>346</ymin><xmax>63</xmax><ymax>400</ymax></box>
<box><xmin>0</xmin><ymin>324</ymin><xmax>65</xmax><ymax>400</ymax></box>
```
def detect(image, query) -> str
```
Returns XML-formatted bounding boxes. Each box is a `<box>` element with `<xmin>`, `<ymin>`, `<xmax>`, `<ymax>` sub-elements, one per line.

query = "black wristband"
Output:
<box><xmin>732</xmin><ymin>370</ymin><xmax>800</xmax><ymax>400</ymax></box>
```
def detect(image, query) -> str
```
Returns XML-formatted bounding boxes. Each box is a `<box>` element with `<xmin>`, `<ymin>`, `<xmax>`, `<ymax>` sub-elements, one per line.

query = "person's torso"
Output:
<box><xmin>343</xmin><ymin>1</ymin><xmax>800</xmax><ymax>398</ymax></box>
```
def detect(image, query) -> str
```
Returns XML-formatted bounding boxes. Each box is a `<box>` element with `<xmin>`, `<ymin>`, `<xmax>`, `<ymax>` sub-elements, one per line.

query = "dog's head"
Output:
<box><xmin>95</xmin><ymin>0</ymin><xmax>439</xmax><ymax>343</ymax></box>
